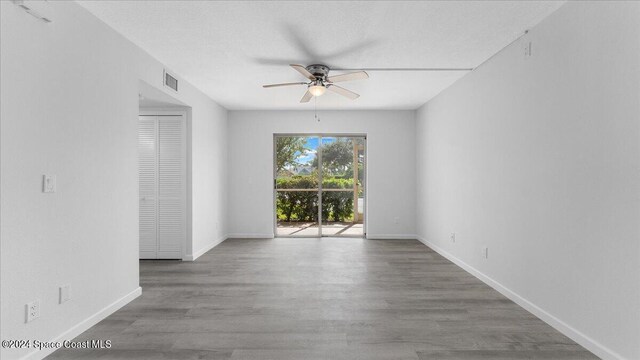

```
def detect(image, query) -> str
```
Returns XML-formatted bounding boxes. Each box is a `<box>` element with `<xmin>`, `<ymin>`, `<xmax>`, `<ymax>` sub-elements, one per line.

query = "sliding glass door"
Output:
<box><xmin>274</xmin><ymin>136</ymin><xmax>320</xmax><ymax>236</ymax></box>
<box><xmin>320</xmin><ymin>136</ymin><xmax>365</xmax><ymax>236</ymax></box>
<box><xmin>274</xmin><ymin>134</ymin><xmax>365</xmax><ymax>237</ymax></box>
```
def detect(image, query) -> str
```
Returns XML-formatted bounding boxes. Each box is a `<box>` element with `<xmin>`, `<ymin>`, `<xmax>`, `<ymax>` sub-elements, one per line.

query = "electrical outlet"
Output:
<box><xmin>450</xmin><ymin>233</ymin><xmax>456</xmax><ymax>243</ymax></box>
<box><xmin>59</xmin><ymin>284</ymin><xmax>71</xmax><ymax>304</ymax></box>
<box><xmin>43</xmin><ymin>174</ymin><xmax>56</xmax><ymax>193</ymax></box>
<box><xmin>25</xmin><ymin>300</ymin><xmax>40</xmax><ymax>323</ymax></box>
<box><xmin>483</xmin><ymin>246</ymin><xmax>489</xmax><ymax>259</ymax></box>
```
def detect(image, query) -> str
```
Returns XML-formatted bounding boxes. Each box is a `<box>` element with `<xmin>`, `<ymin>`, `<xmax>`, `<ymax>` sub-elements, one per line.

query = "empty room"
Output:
<box><xmin>1</xmin><ymin>1</ymin><xmax>638</xmax><ymax>359</ymax></box>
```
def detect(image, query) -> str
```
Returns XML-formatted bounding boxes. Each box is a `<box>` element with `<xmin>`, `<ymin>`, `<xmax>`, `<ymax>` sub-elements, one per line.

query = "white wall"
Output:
<box><xmin>415</xmin><ymin>2</ymin><xmax>639</xmax><ymax>359</ymax></box>
<box><xmin>228</xmin><ymin>111</ymin><xmax>416</xmax><ymax>238</ymax></box>
<box><xmin>0</xmin><ymin>2</ymin><xmax>227</xmax><ymax>359</ymax></box>
<box><xmin>189</xmin><ymin>103</ymin><xmax>228</xmax><ymax>257</ymax></box>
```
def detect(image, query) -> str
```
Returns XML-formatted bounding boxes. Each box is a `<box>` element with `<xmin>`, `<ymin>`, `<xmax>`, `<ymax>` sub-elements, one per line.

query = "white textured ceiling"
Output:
<box><xmin>78</xmin><ymin>1</ymin><xmax>564</xmax><ymax>110</ymax></box>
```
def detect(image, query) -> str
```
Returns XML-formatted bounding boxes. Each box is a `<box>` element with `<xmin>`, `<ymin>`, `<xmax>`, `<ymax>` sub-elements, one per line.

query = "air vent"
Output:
<box><xmin>164</xmin><ymin>70</ymin><xmax>178</xmax><ymax>92</ymax></box>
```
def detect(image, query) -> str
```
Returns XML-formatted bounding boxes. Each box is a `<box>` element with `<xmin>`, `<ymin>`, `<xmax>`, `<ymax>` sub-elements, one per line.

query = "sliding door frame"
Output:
<box><xmin>273</xmin><ymin>133</ymin><xmax>367</xmax><ymax>238</ymax></box>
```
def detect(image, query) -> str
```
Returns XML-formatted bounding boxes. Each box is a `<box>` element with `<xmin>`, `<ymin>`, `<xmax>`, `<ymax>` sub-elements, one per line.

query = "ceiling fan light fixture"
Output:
<box><xmin>262</xmin><ymin>64</ymin><xmax>363</xmax><ymax>102</ymax></box>
<box><xmin>308</xmin><ymin>84</ymin><xmax>326</xmax><ymax>97</ymax></box>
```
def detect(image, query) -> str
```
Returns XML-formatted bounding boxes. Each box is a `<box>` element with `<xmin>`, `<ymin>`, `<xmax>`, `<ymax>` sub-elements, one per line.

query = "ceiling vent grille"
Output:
<box><xmin>163</xmin><ymin>70</ymin><xmax>178</xmax><ymax>92</ymax></box>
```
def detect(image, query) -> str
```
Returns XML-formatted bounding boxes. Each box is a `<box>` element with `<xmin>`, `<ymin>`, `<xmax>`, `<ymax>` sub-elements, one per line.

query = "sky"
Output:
<box><xmin>296</xmin><ymin>137</ymin><xmax>336</xmax><ymax>165</ymax></box>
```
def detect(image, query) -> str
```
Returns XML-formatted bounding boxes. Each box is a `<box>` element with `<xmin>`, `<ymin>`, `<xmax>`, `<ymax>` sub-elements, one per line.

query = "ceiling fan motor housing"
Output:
<box><xmin>306</xmin><ymin>64</ymin><xmax>330</xmax><ymax>80</ymax></box>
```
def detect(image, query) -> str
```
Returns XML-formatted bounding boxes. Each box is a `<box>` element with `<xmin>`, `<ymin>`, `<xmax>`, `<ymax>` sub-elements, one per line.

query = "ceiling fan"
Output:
<box><xmin>263</xmin><ymin>64</ymin><xmax>368</xmax><ymax>103</ymax></box>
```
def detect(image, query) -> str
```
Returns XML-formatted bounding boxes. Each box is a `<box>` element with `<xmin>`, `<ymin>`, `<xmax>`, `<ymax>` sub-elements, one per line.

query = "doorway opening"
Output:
<box><xmin>274</xmin><ymin>134</ymin><xmax>366</xmax><ymax>237</ymax></box>
<box><xmin>138</xmin><ymin>80</ymin><xmax>189</xmax><ymax>260</ymax></box>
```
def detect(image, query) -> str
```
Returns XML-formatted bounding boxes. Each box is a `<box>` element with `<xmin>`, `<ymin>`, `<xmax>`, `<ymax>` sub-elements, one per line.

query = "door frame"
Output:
<box><xmin>273</xmin><ymin>133</ymin><xmax>367</xmax><ymax>238</ymax></box>
<box><xmin>139</xmin><ymin>109</ymin><xmax>188</xmax><ymax>260</ymax></box>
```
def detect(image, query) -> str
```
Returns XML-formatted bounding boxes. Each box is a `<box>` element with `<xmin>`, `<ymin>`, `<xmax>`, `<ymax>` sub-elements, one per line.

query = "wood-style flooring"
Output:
<box><xmin>49</xmin><ymin>238</ymin><xmax>597</xmax><ymax>359</ymax></box>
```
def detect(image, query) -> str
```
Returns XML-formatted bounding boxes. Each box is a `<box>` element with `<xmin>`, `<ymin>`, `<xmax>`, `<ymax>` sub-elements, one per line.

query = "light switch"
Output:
<box><xmin>43</xmin><ymin>174</ymin><xmax>56</xmax><ymax>193</ymax></box>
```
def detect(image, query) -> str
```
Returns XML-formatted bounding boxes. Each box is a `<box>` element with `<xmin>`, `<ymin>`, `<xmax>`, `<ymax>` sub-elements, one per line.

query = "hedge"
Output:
<box><xmin>276</xmin><ymin>176</ymin><xmax>360</xmax><ymax>222</ymax></box>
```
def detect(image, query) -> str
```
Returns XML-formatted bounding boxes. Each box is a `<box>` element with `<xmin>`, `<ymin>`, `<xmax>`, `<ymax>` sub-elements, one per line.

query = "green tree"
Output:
<box><xmin>312</xmin><ymin>138</ymin><xmax>353</xmax><ymax>176</ymax></box>
<box><xmin>276</xmin><ymin>137</ymin><xmax>306</xmax><ymax>172</ymax></box>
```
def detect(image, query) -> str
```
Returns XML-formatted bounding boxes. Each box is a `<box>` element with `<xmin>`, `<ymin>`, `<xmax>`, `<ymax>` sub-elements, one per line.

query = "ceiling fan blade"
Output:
<box><xmin>263</xmin><ymin>82</ymin><xmax>307</xmax><ymax>88</ymax></box>
<box><xmin>291</xmin><ymin>64</ymin><xmax>316</xmax><ymax>81</ymax></box>
<box><xmin>300</xmin><ymin>89</ymin><xmax>313</xmax><ymax>103</ymax></box>
<box><xmin>327</xmin><ymin>85</ymin><xmax>359</xmax><ymax>100</ymax></box>
<box><xmin>327</xmin><ymin>71</ymin><xmax>369</xmax><ymax>83</ymax></box>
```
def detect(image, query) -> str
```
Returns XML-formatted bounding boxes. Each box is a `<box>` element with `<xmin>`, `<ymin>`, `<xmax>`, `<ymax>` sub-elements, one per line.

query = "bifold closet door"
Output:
<box><xmin>138</xmin><ymin>115</ymin><xmax>186</xmax><ymax>259</ymax></box>
<box><xmin>139</xmin><ymin>117</ymin><xmax>158</xmax><ymax>259</ymax></box>
<box><xmin>157</xmin><ymin>116</ymin><xmax>186</xmax><ymax>258</ymax></box>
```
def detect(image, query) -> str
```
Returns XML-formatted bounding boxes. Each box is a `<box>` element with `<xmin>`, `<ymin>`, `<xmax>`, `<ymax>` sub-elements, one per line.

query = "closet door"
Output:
<box><xmin>138</xmin><ymin>117</ymin><xmax>158</xmax><ymax>259</ymax></box>
<box><xmin>138</xmin><ymin>115</ymin><xmax>186</xmax><ymax>259</ymax></box>
<box><xmin>157</xmin><ymin>116</ymin><xmax>186</xmax><ymax>259</ymax></box>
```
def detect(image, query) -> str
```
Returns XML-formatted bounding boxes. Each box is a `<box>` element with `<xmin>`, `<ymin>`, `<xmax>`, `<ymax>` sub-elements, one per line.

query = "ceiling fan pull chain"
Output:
<box><xmin>315</xmin><ymin>96</ymin><xmax>320</xmax><ymax>122</ymax></box>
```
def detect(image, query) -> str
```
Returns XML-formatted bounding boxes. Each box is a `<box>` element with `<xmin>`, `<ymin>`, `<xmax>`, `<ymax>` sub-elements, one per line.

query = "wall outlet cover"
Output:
<box><xmin>43</xmin><ymin>174</ymin><xmax>56</xmax><ymax>193</ymax></box>
<box><xmin>26</xmin><ymin>299</ymin><xmax>40</xmax><ymax>323</ymax></box>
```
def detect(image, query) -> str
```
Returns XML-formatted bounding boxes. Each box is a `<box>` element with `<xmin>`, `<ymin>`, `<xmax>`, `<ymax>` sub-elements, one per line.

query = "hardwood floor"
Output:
<box><xmin>49</xmin><ymin>238</ymin><xmax>597</xmax><ymax>359</ymax></box>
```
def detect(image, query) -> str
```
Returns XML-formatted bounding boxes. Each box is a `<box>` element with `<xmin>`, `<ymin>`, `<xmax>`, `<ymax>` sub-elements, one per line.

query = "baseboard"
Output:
<box><xmin>366</xmin><ymin>234</ymin><xmax>417</xmax><ymax>240</ymax></box>
<box><xmin>183</xmin><ymin>235</ymin><xmax>228</xmax><ymax>261</ymax></box>
<box><xmin>24</xmin><ymin>287</ymin><xmax>142</xmax><ymax>360</ymax></box>
<box><xmin>415</xmin><ymin>236</ymin><xmax>624</xmax><ymax>360</ymax></box>
<box><xmin>227</xmin><ymin>233</ymin><xmax>274</xmax><ymax>239</ymax></box>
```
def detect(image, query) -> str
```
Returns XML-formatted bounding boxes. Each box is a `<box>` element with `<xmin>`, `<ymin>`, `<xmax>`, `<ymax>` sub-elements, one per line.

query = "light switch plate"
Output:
<box><xmin>59</xmin><ymin>284</ymin><xmax>71</xmax><ymax>304</ymax></box>
<box><xmin>43</xmin><ymin>174</ymin><xmax>56</xmax><ymax>193</ymax></box>
<box><xmin>524</xmin><ymin>41</ymin><xmax>532</xmax><ymax>57</ymax></box>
